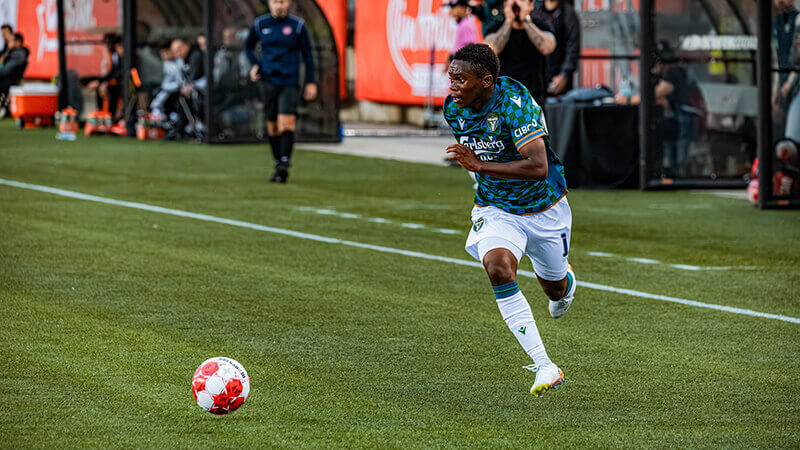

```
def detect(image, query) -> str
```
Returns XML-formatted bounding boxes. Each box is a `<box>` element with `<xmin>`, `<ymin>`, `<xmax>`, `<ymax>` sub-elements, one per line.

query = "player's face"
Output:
<box><xmin>269</xmin><ymin>0</ymin><xmax>291</xmax><ymax>18</ymax></box>
<box><xmin>448</xmin><ymin>60</ymin><xmax>491</xmax><ymax>110</ymax></box>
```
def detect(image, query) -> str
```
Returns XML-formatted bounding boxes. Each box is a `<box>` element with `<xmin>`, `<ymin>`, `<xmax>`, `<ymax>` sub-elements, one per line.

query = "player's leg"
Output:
<box><xmin>273</xmin><ymin>86</ymin><xmax>300</xmax><ymax>181</ymax></box>
<box><xmin>524</xmin><ymin>197</ymin><xmax>576</xmax><ymax>319</ymax></box>
<box><xmin>465</xmin><ymin>207</ymin><xmax>562</xmax><ymax>396</ymax></box>
<box><xmin>262</xmin><ymin>82</ymin><xmax>283</xmax><ymax>180</ymax></box>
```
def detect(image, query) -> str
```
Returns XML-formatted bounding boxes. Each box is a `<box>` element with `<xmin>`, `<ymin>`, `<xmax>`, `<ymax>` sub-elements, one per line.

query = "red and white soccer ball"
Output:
<box><xmin>191</xmin><ymin>357</ymin><xmax>250</xmax><ymax>415</ymax></box>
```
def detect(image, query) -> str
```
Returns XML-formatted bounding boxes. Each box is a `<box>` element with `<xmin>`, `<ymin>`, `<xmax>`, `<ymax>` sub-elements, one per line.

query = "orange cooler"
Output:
<box><xmin>10</xmin><ymin>84</ymin><xmax>59</xmax><ymax>119</ymax></box>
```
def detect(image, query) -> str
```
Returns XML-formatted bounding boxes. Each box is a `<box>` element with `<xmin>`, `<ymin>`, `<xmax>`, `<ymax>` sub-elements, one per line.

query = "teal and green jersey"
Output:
<box><xmin>443</xmin><ymin>76</ymin><xmax>567</xmax><ymax>215</ymax></box>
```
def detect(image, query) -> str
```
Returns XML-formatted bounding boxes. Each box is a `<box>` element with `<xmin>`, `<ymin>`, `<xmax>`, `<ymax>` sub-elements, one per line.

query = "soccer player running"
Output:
<box><xmin>245</xmin><ymin>0</ymin><xmax>317</xmax><ymax>183</ymax></box>
<box><xmin>444</xmin><ymin>43</ymin><xmax>576</xmax><ymax>397</ymax></box>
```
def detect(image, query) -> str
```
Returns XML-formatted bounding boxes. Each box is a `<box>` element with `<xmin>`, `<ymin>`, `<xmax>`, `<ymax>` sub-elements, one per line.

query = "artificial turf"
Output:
<box><xmin>1</xmin><ymin>122</ymin><xmax>798</xmax><ymax>447</ymax></box>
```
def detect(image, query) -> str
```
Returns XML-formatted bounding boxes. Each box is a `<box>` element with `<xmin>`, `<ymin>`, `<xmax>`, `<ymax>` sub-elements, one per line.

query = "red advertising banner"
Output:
<box><xmin>355</xmin><ymin>0</ymin><xmax>457</xmax><ymax>106</ymax></box>
<box><xmin>316</xmin><ymin>0</ymin><xmax>347</xmax><ymax>98</ymax></box>
<box><xmin>14</xmin><ymin>0</ymin><xmax>119</xmax><ymax>79</ymax></box>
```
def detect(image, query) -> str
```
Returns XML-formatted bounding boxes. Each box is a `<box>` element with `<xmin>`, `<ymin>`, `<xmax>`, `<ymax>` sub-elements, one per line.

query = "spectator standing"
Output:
<box><xmin>485</xmin><ymin>0</ymin><xmax>556</xmax><ymax>108</ymax></box>
<box><xmin>245</xmin><ymin>0</ymin><xmax>317</xmax><ymax>183</ymax></box>
<box><xmin>450</xmin><ymin>0</ymin><xmax>480</xmax><ymax>55</ymax></box>
<box><xmin>0</xmin><ymin>24</ymin><xmax>12</xmax><ymax>61</ymax></box>
<box><xmin>533</xmin><ymin>0</ymin><xmax>580</xmax><ymax>97</ymax></box>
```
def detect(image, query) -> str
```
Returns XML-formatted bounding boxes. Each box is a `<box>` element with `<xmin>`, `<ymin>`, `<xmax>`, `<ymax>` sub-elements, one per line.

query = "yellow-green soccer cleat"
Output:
<box><xmin>524</xmin><ymin>363</ymin><xmax>565</xmax><ymax>398</ymax></box>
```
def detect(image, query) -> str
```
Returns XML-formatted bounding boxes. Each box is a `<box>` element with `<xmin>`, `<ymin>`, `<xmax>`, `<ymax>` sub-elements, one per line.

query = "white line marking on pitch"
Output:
<box><xmin>586</xmin><ymin>251</ymin><xmax>758</xmax><ymax>271</ymax></box>
<box><xmin>297</xmin><ymin>206</ymin><xmax>461</xmax><ymax>235</ymax></box>
<box><xmin>1</xmin><ymin>178</ymin><xmax>796</xmax><ymax>325</ymax></box>
<box><xmin>297</xmin><ymin>207</ymin><xmax>755</xmax><ymax>272</ymax></box>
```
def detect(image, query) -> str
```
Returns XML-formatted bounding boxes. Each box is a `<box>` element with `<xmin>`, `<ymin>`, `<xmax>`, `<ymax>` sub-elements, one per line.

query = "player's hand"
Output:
<box><xmin>446</xmin><ymin>143</ymin><xmax>481</xmax><ymax>172</ymax></box>
<box><xmin>250</xmin><ymin>65</ymin><xmax>261</xmax><ymax>82</ymax></box>
<box><xmin>304</xmin><ymin>83</ymin><xmax>318</xmax><ymax>101</ymax></box>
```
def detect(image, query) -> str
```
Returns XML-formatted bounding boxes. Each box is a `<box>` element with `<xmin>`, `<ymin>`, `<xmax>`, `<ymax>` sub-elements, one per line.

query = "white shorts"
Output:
<box><xmin>465</xmin><ymin>197</ymin><xmax>572</xmax><ymax>281</ymax></box>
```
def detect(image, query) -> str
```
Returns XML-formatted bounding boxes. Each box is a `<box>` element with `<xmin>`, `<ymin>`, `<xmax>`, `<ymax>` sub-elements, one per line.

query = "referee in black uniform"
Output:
<box><xmin>245</xmin><ymin>0</ymin><xmax>317</xmax><ymax>183</ymax></box>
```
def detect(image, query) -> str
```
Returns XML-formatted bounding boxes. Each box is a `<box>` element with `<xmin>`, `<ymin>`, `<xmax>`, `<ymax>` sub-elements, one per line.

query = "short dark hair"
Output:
<box><xmin>13</xmin><ymin>32</ymin><xmax>22</xmax><ymax>44</ymax></box>
<box><xmin>452</xmin><ymin>43</ymin><xmax>500</xmax><ymax>82</ymax></box>
<box><xmin>160</xmin><ymin>39</ymin><xmax>172</xmax><ymax>51</ymax></box>
<box><xmin>1</xmin><ymin>24</ymin><xmax>12</xmax><ymax>32</ymax></box>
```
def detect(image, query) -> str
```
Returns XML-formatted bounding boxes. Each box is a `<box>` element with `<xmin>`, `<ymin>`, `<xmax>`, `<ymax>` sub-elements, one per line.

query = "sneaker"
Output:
<box><xmin>270</xmin><ymin>164</ymin><xmax>289</xmax><ymax>183</ymax></box>
<box><xmin>524</xmin><ymin>363</ymin><xmax>564</xmax><ymax>398</ymax></box>
<box><xmin>549</xmin><ymin>265</ymin><xmax>576</xmax><ymax>319</ymax></box>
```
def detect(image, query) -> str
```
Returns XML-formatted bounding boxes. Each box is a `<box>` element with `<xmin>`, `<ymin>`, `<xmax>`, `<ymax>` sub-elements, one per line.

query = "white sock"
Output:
<box><xmin>496</xmin><ymin>290</ymin><xmax>551</xmax><ymax>366</ymax></box>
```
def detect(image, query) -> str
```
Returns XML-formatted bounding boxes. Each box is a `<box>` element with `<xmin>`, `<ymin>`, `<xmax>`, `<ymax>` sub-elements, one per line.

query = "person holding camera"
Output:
<box><xmin>484</xmin><ymin>0</ymin><xmax>556</xmax><ymax>108</ymax></box>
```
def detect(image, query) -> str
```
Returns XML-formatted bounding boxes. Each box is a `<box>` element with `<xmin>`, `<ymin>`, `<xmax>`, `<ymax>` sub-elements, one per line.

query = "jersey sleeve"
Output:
<box><xmin>505</xmin><ymin>89</ymin><xmax>547</xmax><ymax>150</ymax></box>
<box><xmin>244</xmin><ymin>25</ymin><xmax>259</xmax><ymax>67</ymax></box>
<box><xmin>442</xmin><ymin>97</ymin><xmax>458</xmax><ymax>137</ymax></box>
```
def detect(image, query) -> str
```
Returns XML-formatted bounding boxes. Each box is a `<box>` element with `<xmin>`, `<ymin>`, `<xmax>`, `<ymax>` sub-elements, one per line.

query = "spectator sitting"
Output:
<box><xmin>174</xmin><ymin>37</ymin><xmax>206</xmax><ymax>99</ymax></box>
<box><xmin>533</xmin><ymin>0</ymin><xmax>580</xmax><ymax>97</ymax></box>
<box><xmin>484</xmin><ymin>0</ymin><xmax>556</xmax><ymax>108</ymax></box>
<box><xmin>150</xmin><ymin>40</ymin><xmax>180</xmax><ymax>118</ymax></box>
<box><xmin>87</xmin><ymin>34</ymin><xmax>123</xmax><ymax>120</ymax></box>
<box><xmin>0</xmin><ymin>24</ymin><xmax>13</xmax><ymax>61</ymax></box>
<box><xmin>154</xmin><ymin>38</ymin><xmax>206</xmax><ymax>139</ymax></box>
<box><xmin>0</xmin><ymin>32</ymin><xmax>29</xmax><ymax>105</ymax></box>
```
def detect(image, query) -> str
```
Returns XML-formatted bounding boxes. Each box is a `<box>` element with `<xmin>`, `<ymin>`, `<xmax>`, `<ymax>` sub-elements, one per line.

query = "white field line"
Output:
<box><xmin>1</xmin><ymin>177</ymin><xmax>797</xmax><ymax>325</ymax></box>
<box><xmin>297</xmin><ymin>207</ymin><xmax>757</xmax><ymax>272</ymax></box>
<box><xmin>297</xmin><ymin>206</ymin><xmax>461</xmax><ymax>235</ymax></box>
<box><xmin>586</xmin><ymin>251</ymin><xmax>758</xmax><ymax>271</ymax></box>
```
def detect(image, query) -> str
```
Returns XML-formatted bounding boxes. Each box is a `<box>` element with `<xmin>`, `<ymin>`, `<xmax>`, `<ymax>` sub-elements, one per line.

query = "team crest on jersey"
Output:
<box><xmin>283</xmin><ymin>25</ymin><xmax>293</xmax><ymax>35</ymax></box>
<box><xmin>472</xmin><ymin>217</ymin><xmax>485</xmax><ymax>232</ymax></box>
<box><xmin>486</xmin><ymin>113</ymin><xmax>499</xmax><ymax>133</ymax></box>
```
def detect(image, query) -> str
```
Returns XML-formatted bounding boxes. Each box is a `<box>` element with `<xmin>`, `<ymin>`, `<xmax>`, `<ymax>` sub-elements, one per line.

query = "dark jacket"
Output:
<box><xmin>533</xmin><ymin>2</ymin><xmax>580</xmax><ymax>91</ymax></box>
<box><xmin>245</xmin><ymin>13</ymin><xmax>315</xmax><ymax>87</ymax></box>
<box><xmin>186</xmin><ymin>45</ymin><xmax>206</xmax><ymax>82</ymax></box>
<box><xmin>0</xmin><ymin>46</ymin><xmax>29</xmax><ymax>87</ymax></box>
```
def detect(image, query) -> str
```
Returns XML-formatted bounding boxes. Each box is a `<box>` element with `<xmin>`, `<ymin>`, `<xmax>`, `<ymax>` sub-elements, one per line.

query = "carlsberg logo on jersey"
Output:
<box><xmin>459</xmin><ymin>135</ymin><xmax>506</xmax><ymax>153</ymax></box>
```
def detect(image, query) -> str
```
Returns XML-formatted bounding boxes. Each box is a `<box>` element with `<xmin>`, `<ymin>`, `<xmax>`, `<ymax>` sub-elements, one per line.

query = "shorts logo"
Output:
<box><xmin>486</xmin><ymin>113</ymin><xmax>499</xmax><ymax>133</ymax></box>
<box><xmin>472</xmin><ymin>217</ymin><xmax>485</xmax><ymax>232</ymax></box>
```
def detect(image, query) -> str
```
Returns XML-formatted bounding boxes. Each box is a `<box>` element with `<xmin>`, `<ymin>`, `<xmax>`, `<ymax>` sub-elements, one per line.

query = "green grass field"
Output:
<box><xmin>1</xmin><ymin>121</ymin><xmax>799</xmax><ymax>447</ymax></box>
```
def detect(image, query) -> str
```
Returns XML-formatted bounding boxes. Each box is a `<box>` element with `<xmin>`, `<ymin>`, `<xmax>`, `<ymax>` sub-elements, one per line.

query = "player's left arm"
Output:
<box><xmin>446</xmin><ymin>138</ymin><xmax>548</xmax><ymax>180</ymax></box>
<box><xmin>298</xmin><ymin>22</ymin><xmax>317</xmax><ymax>100</ymax></box>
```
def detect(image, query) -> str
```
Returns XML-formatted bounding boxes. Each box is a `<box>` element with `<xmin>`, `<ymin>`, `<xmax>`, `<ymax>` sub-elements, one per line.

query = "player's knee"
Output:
<box><xmin>267</xmin><ymin>122</ymin><xmax>279</xmax><ymax>136</ymax></box>
<box><xmin>483</xmin><ymin>251</ymin><xmax>517</xmax><ymax>285</ymax></box>
<box><xmin>277</xmin><ymin>115</ymin><xmax>296</xmax><ymax>133</ymax></box>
